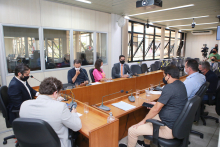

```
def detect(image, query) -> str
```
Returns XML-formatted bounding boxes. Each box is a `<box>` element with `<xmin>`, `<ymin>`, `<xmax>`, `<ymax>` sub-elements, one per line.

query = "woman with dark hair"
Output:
<box><xmin>93</xmin><ymin>59</ymin><xmax>107</xmax><ymax>82</ymax></box>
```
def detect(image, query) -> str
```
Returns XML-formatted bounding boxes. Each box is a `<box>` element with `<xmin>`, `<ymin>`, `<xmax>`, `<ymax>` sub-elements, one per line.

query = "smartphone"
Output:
<box><xmin>142</xmin><ymin>102</ymin><xmax>154</xmax><ymax>108</ymax></box>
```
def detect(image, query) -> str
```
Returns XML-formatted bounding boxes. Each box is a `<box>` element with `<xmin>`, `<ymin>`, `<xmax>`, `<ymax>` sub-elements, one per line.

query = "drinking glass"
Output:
<box><xmin>150</xmin><ymin>84</ymin><xmax>154</xmax><ymax>91</ymax></box>
<box><xmin>145</xmin><ymin>71</ymin><xmax>148</xmax><ymax>75</ymax></box>
<box><xmin>84</xmin><ymin>102</ymin><xmax>89</xmax><ymax>114</ymax></box>
<box><xmin>75</xmin><ymin>83</ymin><xmax>79</xmax><ymax>88</ymax></box>
<box><xmin>145</xmin><ymin>88</ymin><xmax>150</xmax><ymax>97</ymax></box>
<box><xmin>136</xmin><ymin>89</ymin><xmax>140</xmax><ymax>98</ymax></box>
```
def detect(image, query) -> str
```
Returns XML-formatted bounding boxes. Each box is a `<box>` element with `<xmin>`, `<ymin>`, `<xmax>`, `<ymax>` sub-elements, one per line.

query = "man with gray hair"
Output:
<box><xmin>199</xmin><ymin>61</ymin><xmax>218</xmax><ymax>100</ymax></box>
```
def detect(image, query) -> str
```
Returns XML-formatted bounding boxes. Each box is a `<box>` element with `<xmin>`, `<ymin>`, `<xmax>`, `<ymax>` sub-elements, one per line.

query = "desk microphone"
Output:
<box><xmin>80</xmin><ymin>69</ymin><xmax>92</xmax><ymax>86</ymax></box>
<box><xmin>155</xmin><ymin>79</ymin><xmax>163</xmax><ymax>91</ymax></box>
<box><xmin>69</xmin><ymin>89</ymin><xmax>77</xmax><ymax>111</ymax></box>
<box><xmin>126</xmin><ymin>89</ymin><xmax>135</xmax><ymax>102</ymax></box>
<box><xmin>30</xmin><ymin>75</ymin><xmax>41</xmax><ymax>82</ymax></box>
<box><xmin>98</xmin><ymin>90</ymin><xmax>124</xmax><ymax>111</ymax></box>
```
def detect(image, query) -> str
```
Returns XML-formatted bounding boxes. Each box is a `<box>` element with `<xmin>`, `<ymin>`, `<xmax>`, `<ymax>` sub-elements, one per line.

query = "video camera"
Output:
<box><xmin>201</xmin><ymin>44</ymin><xmax>209</xmax><ymax>58</ymax></box>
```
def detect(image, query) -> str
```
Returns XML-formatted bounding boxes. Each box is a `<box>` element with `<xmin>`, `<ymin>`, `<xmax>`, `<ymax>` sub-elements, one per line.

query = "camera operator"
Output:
<box><xmin>206</xmin><ymin>48</ymin><xmax>220</xmax><ymax>62</ymax></box>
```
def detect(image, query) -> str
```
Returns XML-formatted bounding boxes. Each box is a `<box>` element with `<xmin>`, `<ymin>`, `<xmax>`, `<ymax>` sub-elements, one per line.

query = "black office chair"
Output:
<box><xmin>89</xmin><ymin>68</ymin><xmax>95</xmax><ymax>82</ymax></box>
<box><xmin>141</xmin><ymin>64</ymin><xmax>149</xmax><ymax>73</ymax></box>
<box><xmin>143</xmin><ymin>95</ymin><xmax>201</xmax><ymax>147</ymax></box>
<box><xmin>150</xmin><ymin>64</ymin><xmax>157</xmax><ymax>72</ymax></box>
<box><xmin>154</xmin><ymin>61</ymin><xmax>161</xmax><ymax>70</ymax></box>
<box><xmin>111</xmin><ymin>66</ymin><xmax>116</xmax><ymax>79</ymax></box>
<box><xmin>130</xmin><ymin>65</ymin><xmax>142</xmax><ymax>75</ymax></box>
<box><xmin>190</xmin><ymin>82</ymin><xmax>209</xmax><ymax>138</ymax></box>
<box><xmin>0</xmin><ymin>86</ymin><xmax>19</xmax><ymax>146</ymax></box>
<box><xmin>62</xmin><ymin>83</ymin><xmax>74</xmax><ymax>90</ymax></box>
<box><xmin>13</xmin><ymin>118</ymin><xmax>61</xmax><ymax>147</ymax></box>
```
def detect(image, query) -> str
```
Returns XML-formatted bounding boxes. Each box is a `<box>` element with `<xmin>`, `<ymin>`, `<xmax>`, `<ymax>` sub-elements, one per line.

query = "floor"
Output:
<box><xmin>0</xmin><ymin>106</ymin><xmax>219</xmax><ymax>147</ymax></box>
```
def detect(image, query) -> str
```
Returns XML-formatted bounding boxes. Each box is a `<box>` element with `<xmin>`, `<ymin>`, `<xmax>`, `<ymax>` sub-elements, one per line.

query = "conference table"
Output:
<box><xmin>32</xmin><ymin>70</ymin><xmax>187</xmax><ymax>147</ymax></box>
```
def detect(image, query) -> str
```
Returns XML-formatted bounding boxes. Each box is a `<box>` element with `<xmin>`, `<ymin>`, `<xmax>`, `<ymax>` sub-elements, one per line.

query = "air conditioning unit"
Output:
<box><xmin>191</xmin><ymin>30</ymin><xmax>213</xmax><ymax>35</ymax></box>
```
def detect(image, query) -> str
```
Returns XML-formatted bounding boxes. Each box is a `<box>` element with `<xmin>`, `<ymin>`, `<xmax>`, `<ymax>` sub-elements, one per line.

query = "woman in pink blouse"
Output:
<box><xmin>93</xmin><ymin>59</ymin><xmax>107</xmax><ymax>82</ymax></box>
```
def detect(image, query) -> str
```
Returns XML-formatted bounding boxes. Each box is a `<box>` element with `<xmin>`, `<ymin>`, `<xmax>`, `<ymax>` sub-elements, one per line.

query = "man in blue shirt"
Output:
<box><xmin>199</xmin><ymin>61</ymin><xmax>218</xmax><ymax>100</ymax></box>
<box><xmin>183</xmin><ymin>59</ymin><xmax>206</xmax><ymax>100</ymax></box>
<box><xmin>67</xmin><ymin>59</ymin><xmax>89</xmax><ymax>86</ymax></box>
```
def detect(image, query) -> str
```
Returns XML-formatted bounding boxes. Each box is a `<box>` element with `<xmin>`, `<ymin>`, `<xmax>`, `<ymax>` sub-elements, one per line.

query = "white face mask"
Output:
<box><xmin>75</xmin><ymin>67</ymin><xmax>80</xmax><ymax>71</ymax></box>
<box><xmin>100</xmin><ymin>66</ymin><xmax>103</xmax><ymax>69</ymax></box>
<box><xmin>184</xmin><ymin>68</ymin><xmax>188</xmax><ymax>75</ymax></box>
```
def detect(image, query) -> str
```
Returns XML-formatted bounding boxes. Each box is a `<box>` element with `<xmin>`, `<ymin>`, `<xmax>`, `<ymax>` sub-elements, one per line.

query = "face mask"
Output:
<box><xmin>212</xmin><ymin>51</ymin><xmax>216</xmax><ymax>54</ymax></box>
<box><xmin>184</xmin><ymin>68</ymin><xmax>188</xmax><ymax>75</ymax></box>
<box><xmin>163</xmin><ymin>77</ymin><xmax>168</xmax><ymax>85</ymax></box>
<box><xmin>100</xmin><ymin>66</ymin><xmax>103</xmax><ymax>69</ymax></box>
<box><xmin>20</xmin><ymin>75</ymin><xmax>29</xmax><ymax>81</ymax></box>
<box><xmin>120</xmin><ymin>60</ymin><xmax>125</xmax><ymax>64</ymax></box>
<box><xmin>211</xmin><ymin>59</ymin><xmax>215</xmax><ymax>61</ymax></box>
<box><xmin>75</xmin><ymin>67</ymin><xmax>80</xmax><ymax>71</ymax></box>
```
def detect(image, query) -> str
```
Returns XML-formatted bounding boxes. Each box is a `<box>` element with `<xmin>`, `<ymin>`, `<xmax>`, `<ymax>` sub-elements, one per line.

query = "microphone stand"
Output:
<box><xmin>127</xmin><ymin>89</ymin><xmax>135</xmax><ymax>102</ymax></box>
<box><xmin>81</xmin><ymin>69</ymin><xmax>92</xmax><ymax>86</ymax></box>
<box><xmin>98</xmin><ymin>90</ymin><xmax>124</xmax><ymax>111</ymax></box>
<box><xmin>69</xmin><ymin>89</ymin><xmax>77</xmax><ymax>109</ymax></box>
<box><xmin>30</xmin><ymin>75</ymin><xmax>41</xmax><ymax>82</ymax></box>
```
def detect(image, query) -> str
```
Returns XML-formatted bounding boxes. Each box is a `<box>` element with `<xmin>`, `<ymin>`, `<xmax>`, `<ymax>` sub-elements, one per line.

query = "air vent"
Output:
<box><xmin>191</xmin><ymin>30</ymin><xmax>213</xmax><ymax>35</ymax></box>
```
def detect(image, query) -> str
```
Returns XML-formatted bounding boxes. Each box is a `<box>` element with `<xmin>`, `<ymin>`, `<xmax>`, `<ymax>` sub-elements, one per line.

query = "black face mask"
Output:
<box><xmin>211</xmin><ymin>59</ymin><xmax>215</xmax><ymax>61</ymax></box>
<box><xmin>212</xmin><ymin>51</ymin><xmax>216</xmax><ymax>54</ymax></box>
<box><xmin>120</xmin><ymin>60</ymin><xmax>125</xmax><ymax>64</ymax></box>
<box><xmin>20</xmin><ymin>76</ymin><xmax>29</xmax><ymax>81</ymax></box>
<box><xmin>163</xmin><ymin>77</ymin><xmax>168</xmax><ymax>85</ymax></box>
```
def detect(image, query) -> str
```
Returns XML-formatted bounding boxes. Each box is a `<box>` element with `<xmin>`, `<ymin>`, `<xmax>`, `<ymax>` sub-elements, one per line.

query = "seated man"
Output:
<box><xmin>199</xmin><ymin>61</ymin><xmax>218</xmax><ymax>100</ymax></box>
<box><xmin>112</xmin><ymin>55</ymin><xmax>132</xmax><ymax>79</ymax></box>
<box><xmin>67</xmin><ymin>59</ymin><xmax>89</xmax><ymax>86</ymax></box>
<box><xmin>20</xmin><ymin>77</ymin><xmax>82</xmax><ymax>147</ymax></box>
<box><xmin>7</xmin><ymin>64</ymin><xmax>38</xmax><ymax>123</ymax></box>
<box><xmin>183</xmin><ymin>59</ymin><xmax>206</xmax><ymax>99</ymax></box>
<box><xmin>119</xmin><ymin>65</ymin><xmax>187</xmax><ymax>147</ymax></box>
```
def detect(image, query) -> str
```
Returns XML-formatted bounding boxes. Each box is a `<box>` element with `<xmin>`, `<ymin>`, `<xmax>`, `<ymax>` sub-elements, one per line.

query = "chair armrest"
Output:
<box><xmin>12</xmin><ymin>110</ymin><xmax>19</xmax><ymax>118</ymax></box>
<box><xmin>145</xmin><ymin>119</ymin><xmax>166</xmax><ymax>145</ymax></box>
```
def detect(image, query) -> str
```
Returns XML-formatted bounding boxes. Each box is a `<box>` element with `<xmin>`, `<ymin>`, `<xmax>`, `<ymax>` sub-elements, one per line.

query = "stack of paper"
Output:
<box><xmin>90</xmin><ymin>82</ymin><xmax>101</xmax><ymax>85</ymax></box>
<box><xmin>112</xmin><ymin>101</ymin><xmax>136</xmax><ymax>111</ymax></box>
<box><xmin>150</xmin><ymin>91</ymin><xmax>162</xmax><ymax>95</ymax></box>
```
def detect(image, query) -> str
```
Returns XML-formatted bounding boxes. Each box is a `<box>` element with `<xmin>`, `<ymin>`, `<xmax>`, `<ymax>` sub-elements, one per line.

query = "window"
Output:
<box><xmin>96</xmin><ymin>33</ymin><xmax>107</xmax><ymax>64</ymax></box>
<box><xmin>73</xmin><ymin>31</ymin><xmax>94</xmax><ymax>66</ymax></box>
<box><xmin>177</xmin><ymin>33</ymin><xmax>185</xmax><ymax>57</ymax></box>
<box><xmin>3</xmin><ymin>26</ymin><xmax>40</xmax><ymax>73</ymax></box>
<box><xmin>155</xmin><ymin>27</ymin><xmax>161</xmax><ymax>59</ymax></box>
<box><xmin>145</xmin><ymin>35</ymin><xmax>154</xmax><ymax>60</ymax></box>
<box><xmin>44</xmin><ymin>29</ymin><xmax>70</xmax><ymax>69</ymax></box>
<box><xmin>170</xmin><ymin>31</ymin><xmax>175</xmax><ymax>57</ymax></box>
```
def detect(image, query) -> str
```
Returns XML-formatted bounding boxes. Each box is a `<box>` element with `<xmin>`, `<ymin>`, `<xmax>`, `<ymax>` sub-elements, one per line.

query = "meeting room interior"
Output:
<box><xmin>0</xmin><ymin>0</ymin><xmax>220</xmax><ymax>147</ymax></box>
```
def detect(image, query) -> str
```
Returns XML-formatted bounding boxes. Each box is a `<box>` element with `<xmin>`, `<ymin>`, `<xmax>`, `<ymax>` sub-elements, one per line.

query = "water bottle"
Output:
<box><xmin>107</xmin><ymin>112</ymin><xmax>115</xmax><ymax>123</ymax></box>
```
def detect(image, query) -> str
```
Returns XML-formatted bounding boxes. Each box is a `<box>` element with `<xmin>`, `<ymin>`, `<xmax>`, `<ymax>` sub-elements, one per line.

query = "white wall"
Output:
<box><xmin>0</xmin><ymin>0</ymin><xmax>112</xmax><ymax>86</ymax></box>
<box><xmin>185</xmin><ymin>30</ymin><xmax>220</xmax><ymax>60</ymax></box>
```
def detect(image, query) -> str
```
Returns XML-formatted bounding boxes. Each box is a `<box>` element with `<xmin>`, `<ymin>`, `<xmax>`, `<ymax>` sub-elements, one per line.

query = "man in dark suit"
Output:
<box><xmin>7</xmin><ymin>64</ymin><xmax>38</xmax><ymax>123</ymax></box>
<box><xmin>67</xmin><ymin>59</ymin><xmax>89</xmax><ymax>86</ymax></box>
<box><xmin>112</xmin><ymin>55</ymin><xmax>133</xmax><ymax>79</ymax></box>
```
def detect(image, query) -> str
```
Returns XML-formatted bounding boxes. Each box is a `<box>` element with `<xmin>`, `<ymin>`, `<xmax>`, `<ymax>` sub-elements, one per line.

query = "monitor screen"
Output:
<box><xmin>217</xmin><ymin>26</ymin><xmax>220</xmax><ymax>40</ymax></box>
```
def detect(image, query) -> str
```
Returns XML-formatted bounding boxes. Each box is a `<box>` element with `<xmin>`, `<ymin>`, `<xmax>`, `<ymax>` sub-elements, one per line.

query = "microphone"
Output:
<box><xmin>98</xmin><ymin>90</ymin><xmax>124</xmax><ymax>111</ymax></box>
<box><xmin>30</xmin><ymin>75</ymin><xmax>41</xmax><ymax>82</ymax></box>
<box><xmin>80</xmin><ymin>69</ymin><xmax>92</xmax><ymax>86</ymax></box>
<box><xmin>69</xmin><ymin>89</ymin><xmax>77</xmax><ymax>110</ymax></box>
<box><xmin>126</xmin><ymin>89</ymin><xmax>135</xmax><ymax>102</ymax></box>
<box><xmin>155</xmin><ymin>79</ymin><xmax>163</xmax><ymax>91</ymax></box>
<box><xmin>123</xmin><ymin>65</ymin><xmax>133</xmax><ymax>78</ymax></box>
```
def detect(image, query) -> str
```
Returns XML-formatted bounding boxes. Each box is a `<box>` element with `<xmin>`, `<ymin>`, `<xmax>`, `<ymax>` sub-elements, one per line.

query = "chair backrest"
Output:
<box><xmin>172</xmin><ymin>95</ymin><xmax>201</xmax><ymax>139</ymax></box>
<box><xmin>89</xmin><ymin>68</ymin><xmax>95</xmax><ymax>82</ymax></box>
<box><xmin>141</xmin><ymin>63</ymin><xmax>148</xmax><ymax>73</ymax></box>
<box><xmin>150</xmin><ymin>64</ymin><xmax>157</xmax><ymax>72</ymax></box>
<box><xmin>130</xmin><ymin>65</ymin><xmax>142</xmax><ymax>74</ymax></box>
<box><xmin>13</xmin><ymin>118</ymin><xmax>61</xmax><ymax>147</ymax></box>
<box><xmin>111</xmin><ymin>66</ymin><xmax>116</xmax><ymax>79</ymax></box>
<box><xmin>215</xmin><ymin>86</ymin><xmax>220</xmax><ymax>115</ymax></box>
<box><xmin>0</xmin><ymin>86</ymin><xmax>11</xmax><ymax>127</ymax></box>
<box><xmin>154</xmin><ymin>61</ymin><xmax>160</xmax><ymax>70</ymax></box>
<box><xmin>194</xmin><ymin>58</ymin><xmax>200</xmax><ymax>63</ymax></box>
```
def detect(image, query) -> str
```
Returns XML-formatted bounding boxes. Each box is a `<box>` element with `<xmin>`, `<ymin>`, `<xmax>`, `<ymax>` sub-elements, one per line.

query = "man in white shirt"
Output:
<box><xmin>20</xmin><ymin>77</ymin><xmax>82</xmax><ymax>147</ymax></box>
<box><xmin>7</xmin><ymin>64</ymin><xmax>39</xmax><ymax>123</ymax></box>
<box><xmin>183</xmin><ymin>59</ymin><xmax>206</xmax><ymax>100</ymax></box>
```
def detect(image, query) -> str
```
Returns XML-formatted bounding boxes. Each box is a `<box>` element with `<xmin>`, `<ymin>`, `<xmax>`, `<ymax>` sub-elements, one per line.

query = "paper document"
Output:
<box><xmin>150</xmin><ymin>91</ymin><xmax>162</xmax><ymax>95</ymax></box>
<box><xmin>77</xmin><ymin>112</ymin><xmax>83</xmax><ymax>117</ymax></box>
<box><xmin>112</xmin><ymin>101</ymin><xmax>136</xmax><ymax>111</ymax></box>
<box><xmin>90</xmin><ymin>82</ymin><xmax>101</xmax><ymax>85</ymax></box>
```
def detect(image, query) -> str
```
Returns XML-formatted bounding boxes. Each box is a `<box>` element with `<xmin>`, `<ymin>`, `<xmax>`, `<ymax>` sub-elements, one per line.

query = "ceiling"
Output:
<box><xmin>46</xmin><ymin>0</ymin><xmax>220</xmax><ymax>31</ymax></box>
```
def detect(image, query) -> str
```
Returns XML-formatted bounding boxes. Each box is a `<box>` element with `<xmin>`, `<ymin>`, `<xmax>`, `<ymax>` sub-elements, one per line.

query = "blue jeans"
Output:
<box><xmin>203</xmin><ymin>94</ymin><xmax>215</xmax><ymax>101</ymax></box>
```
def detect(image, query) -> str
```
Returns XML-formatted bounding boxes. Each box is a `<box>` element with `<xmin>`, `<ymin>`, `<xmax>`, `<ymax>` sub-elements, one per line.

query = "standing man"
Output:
<box><xmin>7</xmin><ymin>63</ymin><xmax>39</xmax><ymax>123</ymax></box>
<box><xmin>112</xmin><ymin>55</ymin><xmax>133</xmax><ymax>79</ymax></box>
<box><xmin>183</xmin><ymin>59</ymin><xmax>206</xmax><ymax>100</ymax></box>
<box><xmin>68</xmin><ymin>59</ymin><xmax>89</xmax><ymax>86</ymax></box>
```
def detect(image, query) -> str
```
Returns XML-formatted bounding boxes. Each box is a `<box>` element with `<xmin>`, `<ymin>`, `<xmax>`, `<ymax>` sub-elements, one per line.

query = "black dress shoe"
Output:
<box><xmin>137</xmin><ymin>140</ymin><xmax>150</xmax><ymax>147</ymax></box>
<box><xmin>119</xmin><ymin>143</ymin><xmax>127</xmax><ymax>147</ymax></box>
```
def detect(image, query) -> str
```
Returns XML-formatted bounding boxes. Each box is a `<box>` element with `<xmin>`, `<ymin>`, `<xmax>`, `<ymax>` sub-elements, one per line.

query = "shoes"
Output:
<box><xmin>137</xmin><ymin>140</ymin><xmax>150</xmax><ymax>147</ymax></box>
<box><xmin>119</xmin><ymin>143</ymin><xmax>127</xmax><ymax>147</ymax></box>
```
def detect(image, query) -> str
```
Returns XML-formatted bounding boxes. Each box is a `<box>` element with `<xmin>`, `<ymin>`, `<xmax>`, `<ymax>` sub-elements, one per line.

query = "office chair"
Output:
<box><xmin>62</xmin><ymin>83</ymin><xmax>74</xmax><ymax>90</ymax></box>
<box><xmin>13</xmin><ymin>118</ymin><xmax>61</xmax><ymax>147</ymax></box>
<box><xmin>0</xmin><ymin>86</ymin><xmax>19</xmax><ymax>146</ymax></box>
<box><xmin>143</xmin><ymin>95</ymin><xmax>201</xmax><ymax>147</ymax></box>
<box><xmin>89</xmin><ymin>68</ymin><xmax>95</xmax><ymax>82</ymax></box>
<box><xmin>190</xmin><ymin>82</ymin><xmax>209</xmax><ymax>138</ymax></box>
<box><xmin>154</xmin><ymin>61</ymin><xmax>161</xmax><ymax>70</ymax></box>
<box><xmin>130</xmin><ymin>65</ymin><xmax>142</xmax><ymax>75</ymax></box>
<box><xmin>150</xmin><ymin>64</ymin><xmax>157</xmax><ymax>72</ymax></box>
<box><xmin>141</xmin><ymin>63</ymin><xmax>149</xmax><ymax>73</ymax></box>
<box><xmin>194</xmin><ymin>58</ymin><xmax>200</xmax><ymax>63</ymax></box>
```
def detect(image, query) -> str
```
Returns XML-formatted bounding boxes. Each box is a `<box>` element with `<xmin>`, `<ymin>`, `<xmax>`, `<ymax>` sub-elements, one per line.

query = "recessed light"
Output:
<box><xmin>75</xmin><ymin>0</ymin><xmax>91</xmax><ymax>4</ymax></box>
<box><xmin>128</xmin><ymin>4</ymin><xmax>194</xmax><ymax>16</ymax></box>
<box><xmin>168</xmin><ymin>22</ymin><xmax>219</xmax><ymax>27</ymax></box>
<box><xmin>153</xmin><ymin>15</ymin><xmax>209</xmax><ymax>23</ymax></box>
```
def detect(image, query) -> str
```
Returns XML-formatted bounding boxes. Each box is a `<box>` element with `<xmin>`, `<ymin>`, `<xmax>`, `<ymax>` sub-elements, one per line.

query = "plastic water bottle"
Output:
<box><xmin>107</xmin><ymin>112</ymin><xmax>115</xmax><ymax>123</ymax></box>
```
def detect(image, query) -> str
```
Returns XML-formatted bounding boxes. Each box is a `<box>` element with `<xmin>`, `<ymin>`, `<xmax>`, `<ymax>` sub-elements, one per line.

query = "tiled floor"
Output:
<box><xmin>0</xmin><ymin>106</ymin><xmax>219</xmax><ymax>147</ymax></box>
<box><xmin>119</xmin><ymin>105</ymin><xmax>220</xmax><ymax>147</ymax></box>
